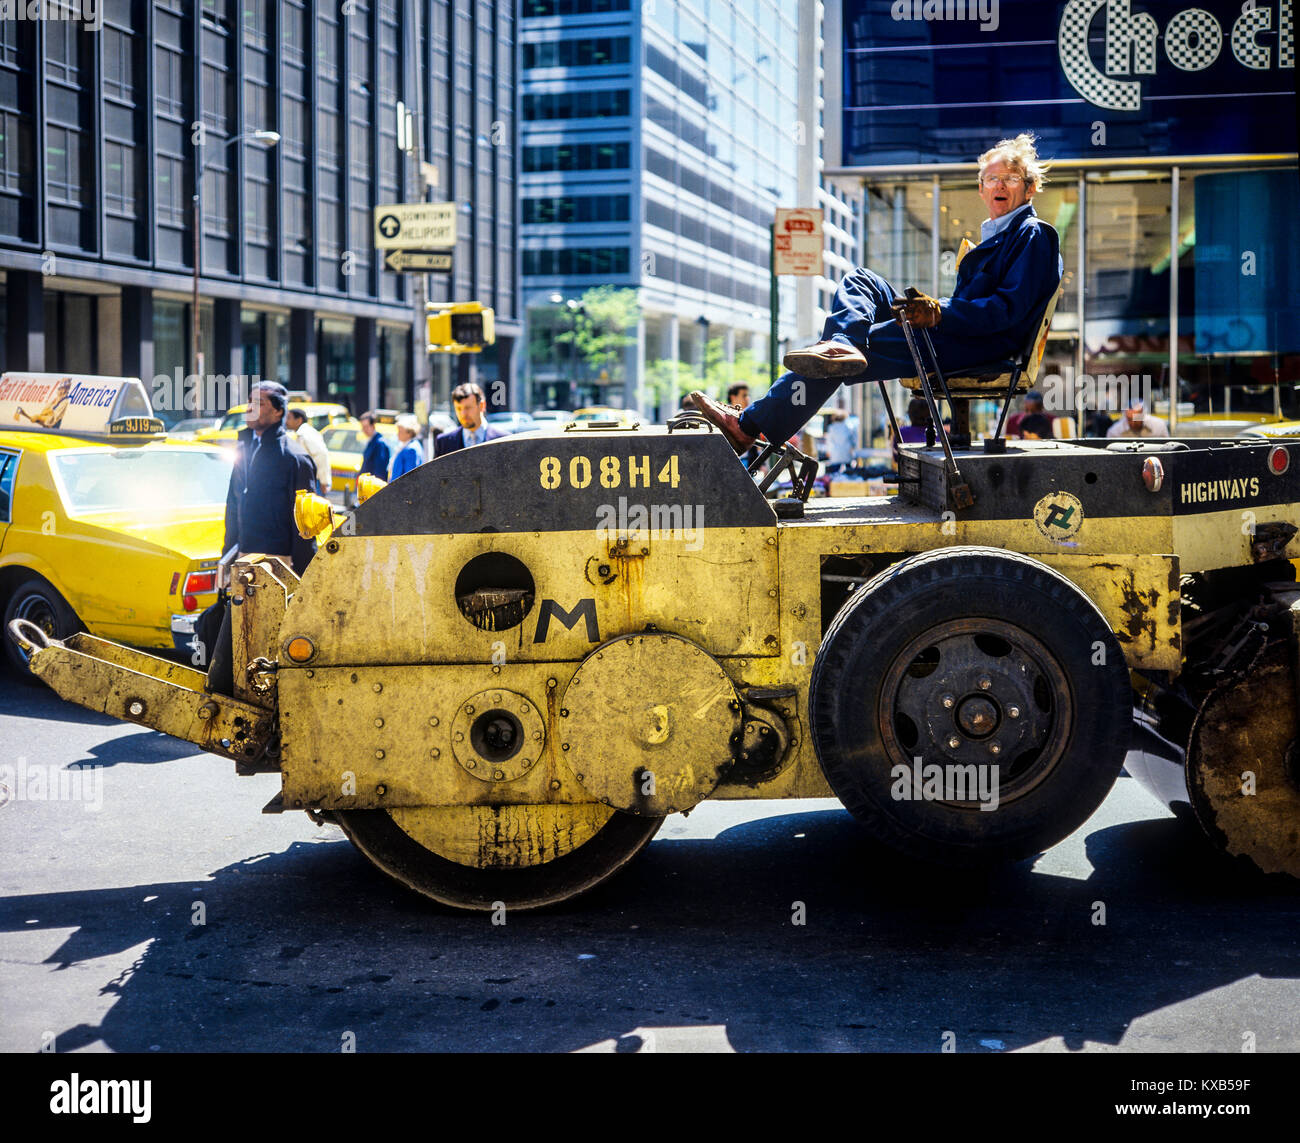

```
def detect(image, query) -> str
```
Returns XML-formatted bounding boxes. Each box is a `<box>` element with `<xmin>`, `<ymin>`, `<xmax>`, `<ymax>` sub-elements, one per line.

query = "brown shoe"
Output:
<box><xmin>688</xmin><ymin>391</ymin><xmax>757</xmax><ymax>455</ymax></box>
<box><xmin>783</xmin><ymin>340</ymin><xmax>867</xmax><ymax>378</ymax></box>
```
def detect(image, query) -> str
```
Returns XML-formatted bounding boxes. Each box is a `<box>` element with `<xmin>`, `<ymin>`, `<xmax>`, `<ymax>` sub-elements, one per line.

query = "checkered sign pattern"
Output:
<box><xmin>1165</xmin><ymin>8</ymin><xmax>1223</xmax><ymax>71</ymax></box>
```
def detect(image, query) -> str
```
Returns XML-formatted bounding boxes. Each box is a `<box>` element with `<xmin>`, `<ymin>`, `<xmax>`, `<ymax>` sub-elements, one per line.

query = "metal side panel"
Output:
<box><xmin>27</xmin><ymin>635</ymin><xmax>275</xmax><ymax>764</ymax></box>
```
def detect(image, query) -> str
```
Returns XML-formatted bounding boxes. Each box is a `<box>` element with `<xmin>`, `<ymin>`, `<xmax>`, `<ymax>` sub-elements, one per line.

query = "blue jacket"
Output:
<box><xmin>360</xmin><ymin>431</ymin><xmax>391</xmax><ymax>478</ymax></box>
<box><xmin>433</xmin><ymin>423</ymin><xmax>507</xmax><ymax>458</ymax></box>
<box><xmin>389</xmin><ymin>437</ymin><xmax>424</xmax><ymax>480</ymax></box>
<box><xmin>936</xmin><ymin>205</ymin><xmax>1061</xmax><ymax>360</ymax></box>
<box><xmin>224</xmin><ymin>423</ymin><xmax>318</xmax><ymax>575</ymax></box>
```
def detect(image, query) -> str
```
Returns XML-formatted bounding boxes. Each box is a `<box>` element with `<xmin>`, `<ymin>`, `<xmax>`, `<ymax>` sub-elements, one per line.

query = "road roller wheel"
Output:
<box><xmin>1188</xmin><ymin>642</ymin><xmax>1300</xmax><ymax>877</ymax></box>
<box><xmin>333</xmin><ymin>803</ymin><xmax>663</xmax><ymax>911</ymax></box>
<box><xmin>808</xmin><ymin>547</ymin><xmax>1132</xmax><ymax>866</ymax></box>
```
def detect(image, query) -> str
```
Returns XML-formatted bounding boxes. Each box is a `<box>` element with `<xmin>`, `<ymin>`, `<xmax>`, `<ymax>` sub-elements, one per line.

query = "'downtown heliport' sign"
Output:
<box><xmin>828</xmin><ymin>0</ymin><xmax>1297</xmax><ymax>170</ymax></box>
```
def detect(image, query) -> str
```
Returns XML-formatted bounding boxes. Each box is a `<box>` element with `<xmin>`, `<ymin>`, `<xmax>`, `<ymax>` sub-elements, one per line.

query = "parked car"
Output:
<box><xmin>485</xmin><ymin>411</ymin><xmax>539</xmax><ymax>435</ymax></box>
<box><xmin>0</xmin><ymin>373</ymin><xmax>229</xmax><ymax>674</ymax></box>
<box><xmin>167</xmin><ymin>416</ymin><xmax>221</xmax><ymax>439</ymax></box>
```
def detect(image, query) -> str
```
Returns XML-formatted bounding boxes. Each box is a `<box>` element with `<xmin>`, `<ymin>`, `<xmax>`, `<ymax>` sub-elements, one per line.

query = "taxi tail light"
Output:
<box><xmin>183</xmin><ymin>572</ymin><xmax>217</xmax><ymax>610</ymax></box>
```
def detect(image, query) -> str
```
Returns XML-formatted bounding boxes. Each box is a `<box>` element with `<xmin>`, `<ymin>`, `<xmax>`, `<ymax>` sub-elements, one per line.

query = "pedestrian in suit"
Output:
<box><xmin>433</xmin><ymin>382</ymin><xmax>507</xmax><ymax>457</ymax></box>
<box><xmin>688</xmin><ymin>133</ymin><xmax>1063</xmax><ymax>454</ymax></box>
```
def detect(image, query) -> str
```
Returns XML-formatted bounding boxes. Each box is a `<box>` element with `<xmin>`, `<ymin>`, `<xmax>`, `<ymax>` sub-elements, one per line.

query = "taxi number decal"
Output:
<box><xmin>540</xmin><ymin>454</ymin><xmax>679</xmax><ymax>491</ymax></box>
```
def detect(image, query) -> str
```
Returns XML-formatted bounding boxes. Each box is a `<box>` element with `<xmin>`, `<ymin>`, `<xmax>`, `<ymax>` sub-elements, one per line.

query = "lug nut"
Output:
<box><xmin>988</xmin><ymin>742</ymin><xmax>1002</xmax><ymax>756</ymax></box>
<box><xmin>978</xmin><ymin>677</ymin><xmax>992</xmax><ymax>691</ymax></box>
<box><xmin>941</xmin><ymin>694</ymin><xmax>955</xmax><ymax>709</ymax></box>
<box><xmin>494</xmin><ymin>769</ymin><xmax>505</xmax><ymax>781</ymax></box>
<box><xmin>1007</xmin><ymin>706</ymin><xmax>1021</xmax><ymax>719</ymax></box>
<box><xmin>947</xmin><ymin>736</ymin><xmax>961</xmax><ymax>749</ymax></box>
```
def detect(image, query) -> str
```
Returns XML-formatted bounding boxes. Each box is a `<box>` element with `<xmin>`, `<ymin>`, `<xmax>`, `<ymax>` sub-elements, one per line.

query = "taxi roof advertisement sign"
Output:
<box><xmin>827</xmin><ymin>0</ymin><xmax>1298</xmax><ymax>171</ymax></box>
<box><xmin>0</xmin><ymin>374</ymin><xmax>152</xmax><ymax>435</ymax></box>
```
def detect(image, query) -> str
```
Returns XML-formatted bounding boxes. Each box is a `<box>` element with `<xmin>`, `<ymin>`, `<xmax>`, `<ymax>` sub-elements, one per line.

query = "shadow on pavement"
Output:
<box><xmin>1</xmin><ymin>795</ymin><xmax>1297</xmax><ymax>1052</ymax></box>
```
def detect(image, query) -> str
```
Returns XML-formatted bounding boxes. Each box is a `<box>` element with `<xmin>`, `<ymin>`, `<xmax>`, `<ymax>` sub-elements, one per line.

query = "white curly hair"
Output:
<box><xmin>978</xmin><ymin>133</ymin><xmax>1050</xmax><ymax>191</ymax></box>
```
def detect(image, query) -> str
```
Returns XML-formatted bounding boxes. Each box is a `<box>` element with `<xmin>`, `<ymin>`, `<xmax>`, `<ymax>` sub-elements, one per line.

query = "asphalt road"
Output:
<box><xmin>2</xmin><ymin>681</ymin><xmax>1298</xmax><ymax>1054</ymax></box>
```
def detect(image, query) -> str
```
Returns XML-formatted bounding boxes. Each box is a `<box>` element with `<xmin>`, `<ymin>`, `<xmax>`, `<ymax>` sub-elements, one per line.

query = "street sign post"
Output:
<box><xmin>384</xmin><ymin>250</ymin><xmax>454</xmax><ymax>274</ymax></box>
<box><xmin>773</xmin><ymin>208</ymin><xmax>824</xmax><ymax>277</ymax></box>
<box><xmin>770</xmin><ymin>208</ymin><xmax>825</xmax><ymax>385</ymax></box>
<box><xmin>373</xmin><ymin>202</ymin><xmax>457</xmax><ymax>249</ymax></box>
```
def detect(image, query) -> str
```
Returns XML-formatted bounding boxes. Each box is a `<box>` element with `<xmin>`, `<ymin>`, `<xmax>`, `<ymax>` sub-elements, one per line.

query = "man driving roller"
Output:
<box><xmin>689</xmin><ymin>133</ymin><xmax>1063</xmax><ymax>452</ymax></box>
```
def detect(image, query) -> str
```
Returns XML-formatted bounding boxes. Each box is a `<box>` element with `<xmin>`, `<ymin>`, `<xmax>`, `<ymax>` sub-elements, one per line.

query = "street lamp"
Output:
<box><xmin>695</xmin><ymin>314</ymin><xmax>710</xmax><ymax>385</ymax></box>
<box><xmin>192</xmin><ymin>129</ymin><xmax>280</xmax><ymax>380</ymax></box>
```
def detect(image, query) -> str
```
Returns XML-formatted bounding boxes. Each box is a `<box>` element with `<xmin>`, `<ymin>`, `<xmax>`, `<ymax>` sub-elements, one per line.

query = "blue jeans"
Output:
<box><xmin>742</xmin><ymin>268</ymin><xmax>979</xmax><ymax>445</ymax></box>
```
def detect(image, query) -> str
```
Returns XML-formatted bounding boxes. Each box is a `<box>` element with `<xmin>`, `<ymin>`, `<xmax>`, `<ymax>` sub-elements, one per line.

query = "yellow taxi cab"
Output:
<box><xmin>1237</xmin><ymin>420</ymin><xmax>1300</xmax><ymax>440</ymax></box>
<box><xmin>572</xmin><ymin>405</ymin><xmax>636</xmax><ymax>426</ymax></box>
<box><xmin>194</xmin><ymin>390</ymin><xmax>352</xmax><ymax>447</ymax></box>
<box><xmin>0</xmin><ymin>373</ymin><xmax>232</xmax><ymax>675</ymax></box>
<box><xmin>323</xmin><ymin>410</ymin><xmax>399</xmax><ymax>505</ymax></box>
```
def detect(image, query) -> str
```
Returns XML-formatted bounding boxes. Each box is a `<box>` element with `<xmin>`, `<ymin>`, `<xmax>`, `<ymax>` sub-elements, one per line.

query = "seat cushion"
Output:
<box><xmin>900</xmin><ymin>359</ymin><xmax>1024</xmax><ymax>395</ymax></box>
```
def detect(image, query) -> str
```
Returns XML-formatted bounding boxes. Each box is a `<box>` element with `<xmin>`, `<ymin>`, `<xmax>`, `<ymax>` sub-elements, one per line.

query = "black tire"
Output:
<box><xmin>808</xmin><ymin>546</ymin><xmax>1132</xmax><ymax>866</ymax></box>
<box><xmin>3</xmin><ymin>573</ymin><xmax>81</xmax><ymax>679</ymax></box>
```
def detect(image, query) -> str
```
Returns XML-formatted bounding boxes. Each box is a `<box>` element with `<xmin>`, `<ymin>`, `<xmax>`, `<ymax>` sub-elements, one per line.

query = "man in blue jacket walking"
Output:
<box><xmin>690</xmin><ymin>133</ymin><xmax>1063</xmax><ymax>452</ymax></box>
<box><xmin>358</xmin><ymin>410</ymin><xmax>391</xmax><ymax>478</ymax></box>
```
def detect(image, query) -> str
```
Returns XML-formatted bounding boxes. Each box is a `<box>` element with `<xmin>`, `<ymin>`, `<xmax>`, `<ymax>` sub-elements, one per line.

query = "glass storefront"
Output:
<box><xmin>859</xmin><ymin>160</ymin><xmax>1300</xmax><ymax>439</ymax></box>
<box><xmin>379</xmin><ymin>323</ymin><xmax>409</xmax><ymax>412</ymax></box>
<box><xmin>317</xmin><ymin>316</ymin><xmax>357</xmax><ymax>410</ymax></box>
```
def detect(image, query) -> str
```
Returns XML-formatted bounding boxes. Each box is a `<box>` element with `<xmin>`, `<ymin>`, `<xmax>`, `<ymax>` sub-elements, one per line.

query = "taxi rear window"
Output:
<box><xmin>50</xmin><ymin>449</ymin><xmax>232</xmax><ymax>515</ymax></box>
<box><xmin>219</xmin><ymin>410</ymin><xmax>245</xmax><ymax>430</ymax></box>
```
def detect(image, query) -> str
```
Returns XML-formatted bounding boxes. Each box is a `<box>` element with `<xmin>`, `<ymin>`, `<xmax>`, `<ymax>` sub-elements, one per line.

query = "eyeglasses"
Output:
<box><xmin>980</xmin><ymin>174</ymin><xmax>1025</xmax><ymax>188</ymax></box>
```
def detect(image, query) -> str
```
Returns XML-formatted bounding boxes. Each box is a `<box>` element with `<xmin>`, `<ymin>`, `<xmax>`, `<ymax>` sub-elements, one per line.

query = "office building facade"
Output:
<box><xmin>0</xmin><ymin>0</ymin><xmax>519</xmax><ymax>422</ymax></box>
<box><xmin>520</xmin><ymin>0</ymin><xmax>860</xmax><ymax>417</ymax></box>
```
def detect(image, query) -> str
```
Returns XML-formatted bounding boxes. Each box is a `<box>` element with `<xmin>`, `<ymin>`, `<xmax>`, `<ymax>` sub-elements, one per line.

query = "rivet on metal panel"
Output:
<box><xmin>547</xmin><ymin>677</ymin><xmax>557</xmax><ymax>688</ymax></box>
<box><xmin>127</xmin><ymin>700</ymin><xmax>145</xmax><ymax>717</ymax></box>
<box><xmin>376</xmin><ymin>785</ymin><xmax>387</xmax><ymax>796</ymax></box>
<box><xmin>374</xmin><ymin>717</ymin><xmax>384</xmax><ymax>728</ymax></box>
<box><xmin>550</xmin><ymin>780</ymin><xmax>561</xmax><ymax>790</ymax></box>
<box><xmin>563</xmin><ymin>744</ymin><xmax>571</xmax><ymax>751</ymax></box>
<box><xmin>428</xmin><ymin>716</ymin><xmax>439</xmax><ymax>727</ymax></box>
<box><xmin>560</xmin><ymin>708</ymin><xmax>569</xmax><ymax>717</ymax></box>
<box><xmin>492</xmin><ymin>693</ymin><xmax>501</xmax><ymax>703</ymax></box>
<box><xmin>306</xmin><ymin>669</ymin><xmax>314</xmax><ymax>678</ymax></box>
<box><xmin>466</xmin><ymin>759</ymin><xmax>477</xmax><ymax>769</ymax></box>
<box><xmin>493</xmin><ymin>769</ymin><xmax>505</xmax><ymax>780</ymax></box>
<box><xmin>465</xmin><ymin>703</ymin><xmax>475</xmax><ymax>714</ymax></box>
<box><xmin>375</xmin><ymin>749</ymin><xmax>385</xmax><ymax>759</ymax></box>
<box><xmin>373</xmin><ymin>683</ymin><xmax>383</xmax><ymax>693</ymax></box>
<box><xmin>520</xmin><ymin>702</ymin><xmax>531</xmax><ymax>714</ymax></box>
<box><xmin>454</xmin><ymin>731</ymin><xmax>464</xmax><ymax>742</ymax></box>
<box><xmin>492</xmin><ymin>665</ymin><xmax>501</xmax><ymax>674</ymax></box>
<box><xmin>430</xmin><ymin>748</ymin><xmax>440</xmax><ymax>758</ymax></box>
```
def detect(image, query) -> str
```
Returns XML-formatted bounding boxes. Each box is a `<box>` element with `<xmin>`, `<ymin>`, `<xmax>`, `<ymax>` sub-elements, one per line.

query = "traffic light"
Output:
<box><xmin>427</xmin><ymin>301</ymin><xmax>495</xmax><ymax>353</ymax></box>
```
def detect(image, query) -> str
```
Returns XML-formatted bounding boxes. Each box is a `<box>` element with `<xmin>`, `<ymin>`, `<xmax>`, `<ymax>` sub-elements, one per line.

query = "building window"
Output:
<box><xmin>155</xmin><ymin>46</ymin><xmax>184</xmax><ymax>119</ymax></box>
<box><xmin>523</xmin><ymin>37</ymin><xmax>630</xmax><ymax>69</ymax></box>
<box><xmin>104</xmin><ymin>141</ymin><xmax>135</xmax><ymax>217</ymax></box>
<box><xmin>522</xmin><ymin>141</ymin><xmax>629</xmax><ymax>172</ymax></box>
<box><xmin>156</xmin><ymin>154</ymin><xmax>185</xmax><ymax>226</ymax></box>
<box><xmin>44</xmin><ymin>19</ymin><xmax>80</xmax><ymax>85</ymax></box>
<box><xmin>103</xmin><ymin>27</ymin><xmax>134</xmax><ymax>103</ymax></box>
<box><xmin>0</xmin><ymin>111</ymin><xmax>30</xmax><ymax>194</ymax></box>
<box><xmin>45</xmin><ymin>126</ymin><xmax>81</xmax><ymax>206</ymax></box>
<box><xmin>523</xmin><ymin>194</ymin><xmax>630</xmax><ymax>224</ymax></box>
<box><xmin>523</xmin><ymin>89</ymin><xmax>629</xmax><ymax>120</ymax></box>
<box><xmin>523</xmin><ymin>0</ymin><xmax>630</xmax><ymax>14</ymax></box>
<box><xmin>523</xmin><ymin>247</ymin><xmax>630</xmax><ymax>276</ymax></box>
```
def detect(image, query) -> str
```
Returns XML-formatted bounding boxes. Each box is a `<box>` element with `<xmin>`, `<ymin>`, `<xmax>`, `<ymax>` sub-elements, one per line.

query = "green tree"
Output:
<box><xmin>554</xmin><ymin>286</ymin><xmax>640</xmax><ymax>385</ymax></box>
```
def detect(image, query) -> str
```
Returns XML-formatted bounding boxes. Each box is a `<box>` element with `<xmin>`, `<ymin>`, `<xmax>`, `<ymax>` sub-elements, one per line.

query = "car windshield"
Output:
<box><xmin>219</xmin><ymin>410</ymin><xmax>245</xmax><ymax>430</ymax></box>
<box><xmin>51</xmin><ymin>448</ymin><xmax>233</xmax><ymax>516</ymax></box>
<box><xmin>324</xmin><ymin>427</ymin><xmax>364</xmax><ymax>453</ymax></box>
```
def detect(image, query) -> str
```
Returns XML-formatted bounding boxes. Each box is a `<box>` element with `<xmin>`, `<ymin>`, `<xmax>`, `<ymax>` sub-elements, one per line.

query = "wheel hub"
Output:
<box><xmin>956</xmin><ymin>695</ymin><xmax>1000</xmax><ymax>738</ymax></box>
<box><xmin>880</xmin><ymin>619</ymin><xmax>1072</xmax><ymax>806</ymax></box>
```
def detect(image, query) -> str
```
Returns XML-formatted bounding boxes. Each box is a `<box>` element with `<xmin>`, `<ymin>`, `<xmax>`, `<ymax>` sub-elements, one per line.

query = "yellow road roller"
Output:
<box><xmin>10</xmin><ymin>417</ymin><xmax>1300</xmax><ymax>909</ymax></box>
